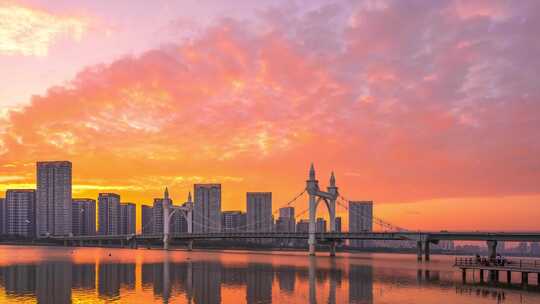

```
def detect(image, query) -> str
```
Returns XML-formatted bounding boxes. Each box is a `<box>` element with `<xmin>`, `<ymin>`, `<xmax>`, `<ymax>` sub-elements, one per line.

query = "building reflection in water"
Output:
<box><xmin>2</xmin><ymin>264</ymin><xmax>36</xmax><ymax>297</ymax></box>
<box><xmin>276</xmin><ymin>265</ymin><xmax>295</xmax><ymax>294</ymax></box>
<box><xmin>0</xmin><ymin>252</ymin><xmax>379</xmax><ymax>304</ymax></box>
<box><xmin>246</xmin><ymin>263</ymin><xmax>273</xmax><ymax>304</ymax></box>
<box><xmin>349</xmin><ymin>264</ymin><xmax>373</xmax><ymax>304</ymax></box>
<box><xmin>98</xmin><ymin>263</ymin><xmax>136</xmax><ymax>299</ymax></box>
<box><xmin>72</xmin><ymin>264</ymin><xmax>95</xmax><ymax>290</ymax></box>
<box><xmin>36</xmin><ymin>262</ymin><xmax>72</xmax><ymax>304</ymax></box>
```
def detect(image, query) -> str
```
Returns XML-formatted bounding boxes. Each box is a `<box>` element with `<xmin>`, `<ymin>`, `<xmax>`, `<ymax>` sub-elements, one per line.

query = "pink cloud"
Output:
<box><xmin>1</xmin><ymin>0</ymin><xmax>539</xmax><ymax>208</ymax></box>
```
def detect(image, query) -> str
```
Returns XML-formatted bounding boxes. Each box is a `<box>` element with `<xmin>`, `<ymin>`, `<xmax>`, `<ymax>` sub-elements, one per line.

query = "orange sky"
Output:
<box><xmin>1</xmin><ymin>0</ymin><xmax>539</xmax><ymax>232</ymax></box>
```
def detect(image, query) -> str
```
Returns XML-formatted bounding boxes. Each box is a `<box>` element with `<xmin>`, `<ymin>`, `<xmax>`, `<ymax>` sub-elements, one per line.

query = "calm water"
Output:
<box><xmin>0</xmin><ymin>246</ymin><xmax>538</xmax><ymax>303</ymax></box>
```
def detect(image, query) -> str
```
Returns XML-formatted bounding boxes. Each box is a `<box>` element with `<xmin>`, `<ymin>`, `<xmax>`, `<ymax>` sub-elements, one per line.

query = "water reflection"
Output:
<box><xmin>0</xmin><ymin>247</ymin><xmax>538</xmax><ymax>303</ymax></box>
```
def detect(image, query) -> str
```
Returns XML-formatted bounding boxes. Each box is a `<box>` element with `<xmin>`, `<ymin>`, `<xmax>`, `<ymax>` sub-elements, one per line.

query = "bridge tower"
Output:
<box><xmin>307</xmin><ymin>164</ymin><xmax>338</xmax><ymax>256</ymax></box>
<box><xmin>163</xmin><ymin>187</ymin><xmax>172</xmax><ymax>250</ymax></box>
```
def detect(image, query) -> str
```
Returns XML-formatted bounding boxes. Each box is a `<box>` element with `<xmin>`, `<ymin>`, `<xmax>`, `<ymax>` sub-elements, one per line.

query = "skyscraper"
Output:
<box><xmin>0</xmin><ymin>197</ymin><xmax>5</xmax><ymax>235</ymax></box>
<box><xmin>349</xmin><ymin>201</ymin><xmax>373</xmax><ymax>248</ymax></box>
<box><xmin>36</xmin><ymin>161</ymin><xmax>72</xmax><ymax>236</ymax></box>
<box><xmin>98</xmin><ymin>193</ymin><xmax>121</xmax><ymax>235</ymax></box>
<box><xmin>141</xmin><ymin>205</ymin><xmax>153</xmax><ymax>234</ymax></box>
<box><xmin>5</xmin><ymin>189</ymin><xmax>36</xmax><ymax>237</ymax></box>
<box><xmin>120</xmin><ymin>203</ymin><xmax>136</xmax><ymax>235</ymax></box>
<box><xmin>246</xmin><ymin>192</ymin><xmax>272</xmax><ymax>233</ymax></box>
<box><xmin>193</xmin><ymin>184</ymin><xmax>221</xmax><ymax>233</ymax></box>
<box><xmin>152</xmin><ymin>197</ymin><xmax>171</xmax><ymax>235</ymax></box>
<box><xmin>72</xmin><ymin>199</ymin><xmax>96</xmax><ymax>236</ymax></box>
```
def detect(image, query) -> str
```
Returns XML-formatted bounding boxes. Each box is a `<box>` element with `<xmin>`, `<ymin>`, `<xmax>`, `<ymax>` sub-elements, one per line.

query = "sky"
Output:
<box><xmin>0</xmin><ymin>0</ymin><xmax>539</xmax><ymax>232</ymax></box>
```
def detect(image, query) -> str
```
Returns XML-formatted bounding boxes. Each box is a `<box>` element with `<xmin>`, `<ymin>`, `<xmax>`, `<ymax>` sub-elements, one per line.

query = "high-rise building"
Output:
<box><xmin>0</xmin><ymin>197</ymin><xmax>5</xmax><ymax>235</ymax></box>
<box><xmin>193</xmin><ymin>184</ymin><xmax>221</xmax><ymax>233</ymax></box>
<box><xmin>152</xmin><ymin>197</ymin><xmax>171</xmax><ymax>235</ymax></box>
<box><xmin>72</xmin><ymin>199</ymin><xmax>96</xmax><ymax>236</ymax></box>
<box><xmin>171</xmin><ymin>193</ymin><xmax>193</xmax><ymax>234</ymax></box>
<box><xmin>246</xmin><ymin>192</ymin><xmax>272</xmax><ymax>233</ymax></box>
<box><xmin>335</xmin><ymin>217</ymin><xmax>342</xmax><ymax>232</ymax></box>
<box><xmin>316</xmin><ymin>217</ymin><xmax>326</xmax><ymax>233</ymax></box>
<box><xmin>141</xmin><ymin>205</ymin><xmax>153</xmax><ymax>235</ymax></box>
<box><xmin>276</xmin><ymin>207</ymin><xmax>295</xmax><ymax>232</ymax></box>
<box><xmin>120</xmin><ymin>203</ymin><xmax>136</xmax><ymax>235</ymax></box>
<box><xmin>98</xmin><ymin>193</ymin><xmax>121</xmax><ymax>235</ymax></box>
<box><xmin>222</xmin><ymin>211</ymin><xmax>246</xmax><ymax>232</ymax></box>
<box><xmin>5</xmin><ymin>189</ymin><xmax>36</xmax><ymax>237</ymax></box>
<box><xmin>349</xmin><ymin>201</ymin><xmax>373</xmax><ymax>248</ymax></box>
<box><xmin>36</xmin><ymin>161</ymin><xmax>72</xmax><ymax>236</ymax></box>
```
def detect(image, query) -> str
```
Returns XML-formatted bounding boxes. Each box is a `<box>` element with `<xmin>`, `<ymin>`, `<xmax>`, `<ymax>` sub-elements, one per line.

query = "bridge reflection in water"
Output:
<box><xmin>0</xmin><ymin>248</ymin><xmax>539</xmax><ymax>303</ymax></box>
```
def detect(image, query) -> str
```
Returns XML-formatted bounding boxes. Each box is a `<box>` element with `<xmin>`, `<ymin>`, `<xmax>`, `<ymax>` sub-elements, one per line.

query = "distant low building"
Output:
<box><xmin>335</xmin><ymin>217</ymin><xmax>342</xmax><ymax>232</ymax></box>
<box><xmin>222</xmin><ymin>211</ymin><xmax>246</xmax><ymax>232</ymax></box>
<box><xmin>316</xmin><ymin>218</ymin><xmax>326</xmax><ymax>233</ymax></box>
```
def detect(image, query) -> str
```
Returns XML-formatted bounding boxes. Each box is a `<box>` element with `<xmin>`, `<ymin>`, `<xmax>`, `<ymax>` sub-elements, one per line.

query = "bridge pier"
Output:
<box><xmin>522</xmin><ymin>272</ymin><xmax>529</xmax><ymax>285</ymax></box>
<box><xmin>489</xmin><ymin>270</ymin><xmax>499</xmax><ymax>283</ymax></box>
<box><xmin>480</xmin><ymin>269</ymin><xmax>484</xmax><ymax>282</ymax></box>
<box><xmin>487</xmin><ymin>240</ymin><xmax>497</xmax><ymax>260</ymax></box>
<box><xmin>187</xmin><ymin>240</ymin><xmax>193</xmax><ymax>251</ymax></box>
<box><xmin>507</xmin><ymin>271</ymin><xmax>512</xmax><ymax>283</ymax></box>
<box><xmin>417</xmin><ymin>241</ymin><xmax>423</xmax><ymax>261</ymax></box>
<box><xmin>424</xmin><ymin>241</ymin><xmax>430</xmax><ymax>262</ymax></box>
<box><xmin>329</xmin><ymin>241</ymin><xmax>336</xmax><ymax>257</ymax></box>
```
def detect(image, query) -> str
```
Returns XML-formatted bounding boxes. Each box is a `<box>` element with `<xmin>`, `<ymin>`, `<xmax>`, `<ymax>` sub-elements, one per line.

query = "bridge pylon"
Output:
<box><xmin>306</xmin><ymin>163</ymin><xmax>338</xmax><ymax>256</ymax></box>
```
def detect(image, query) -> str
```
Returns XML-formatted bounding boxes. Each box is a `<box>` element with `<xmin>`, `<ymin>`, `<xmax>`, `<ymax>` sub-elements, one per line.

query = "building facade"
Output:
<box><xmin>141</xmin><ymin>205</ymin><xmax>153</xmax><ymax>235</ymax></box>
<box><xmin>152</xmin><ymin>197</ymin><xmax>171</xmax><ymax>235</ymax></box>
<box><xmin>120</xmin><ymin>203</ymin><xmax>136</xmax><ymax>235</ymax></box>
<box><xmin>98</xmin><ymin>193</ymin><xmax>121</xmax><ymax>235</ymax></box>
<box><xmin>349</xmin><ymin>201</ymin><xmax>373</xmax><ymax>248</ymax></box>
<box><xmin>316</xmin><ymin>217</ymin><xmax>327</xmax><ymax>233</ymax></box>
<box><xmin>5</xmin><ymin>189</ymin><xmax>36</xmax><ymax>237</ymax></box>
<box><xmin>335</xmin><ymin>217</ymin><xmax>342</xmax><ymax>232</ymax></box>
<box><xmin>193</xmin><ymin>184</ymin><xmax>221</xmax><ymax>233</ymax></box>
<box><xmin>72</xmin><ymin>199</ymin><xmax>96</xmax><ymax>236</ymax></box>
<box><xmin>275</xmin><ymin>207</ymin><xmax>295</xmax><ymax>233</ymax></box>
<box><xmin>36</xmin><ymin>161</ymin><xmax>72</xmax><ymax>236</ymax></box>
<box><xmin>222</xmin><ymin>211</ymin><xmax>246</xmax><ymax>232</ymax></box>
<box><xmin>246</xmin><ymin>192</ymin><xmax>272</xmax><ymax>233</ymax></box>
<box><xmin>0</xmin><ymin>198</ymin><xmax>5</xmax><ymax>235</ymax></box>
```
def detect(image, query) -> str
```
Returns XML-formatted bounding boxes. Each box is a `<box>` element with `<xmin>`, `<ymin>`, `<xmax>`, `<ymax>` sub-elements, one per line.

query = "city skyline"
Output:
<box><xmin>1</xmin><ymin>1</ymin><xmax>540</xmax><ymax>232</ymax></box>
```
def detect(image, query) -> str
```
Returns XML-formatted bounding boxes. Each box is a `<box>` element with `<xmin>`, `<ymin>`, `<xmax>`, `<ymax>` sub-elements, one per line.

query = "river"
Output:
<box><xmin>0</xmin><ymin>245</ymin><xmax>537</xmax><ymax>303</ymax></box>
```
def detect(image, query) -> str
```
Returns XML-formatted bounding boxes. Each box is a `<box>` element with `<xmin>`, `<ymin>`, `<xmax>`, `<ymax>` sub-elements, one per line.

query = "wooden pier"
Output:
<box><xmin>455</xmin><ymin>257</ymin><xmax>540</xmax><ymax>286</ymax></box>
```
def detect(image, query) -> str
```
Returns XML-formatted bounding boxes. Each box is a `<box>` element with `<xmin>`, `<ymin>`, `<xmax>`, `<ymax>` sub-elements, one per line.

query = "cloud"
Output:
<box><xmin>0</xmin><ymin>2</ymin><xmax>89</xmax><ymax>56</ymax></box>
<box><xmin>0</xmin><ymin>0</ymin><xmax>539</xmax><ymax>207</ymax></box>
